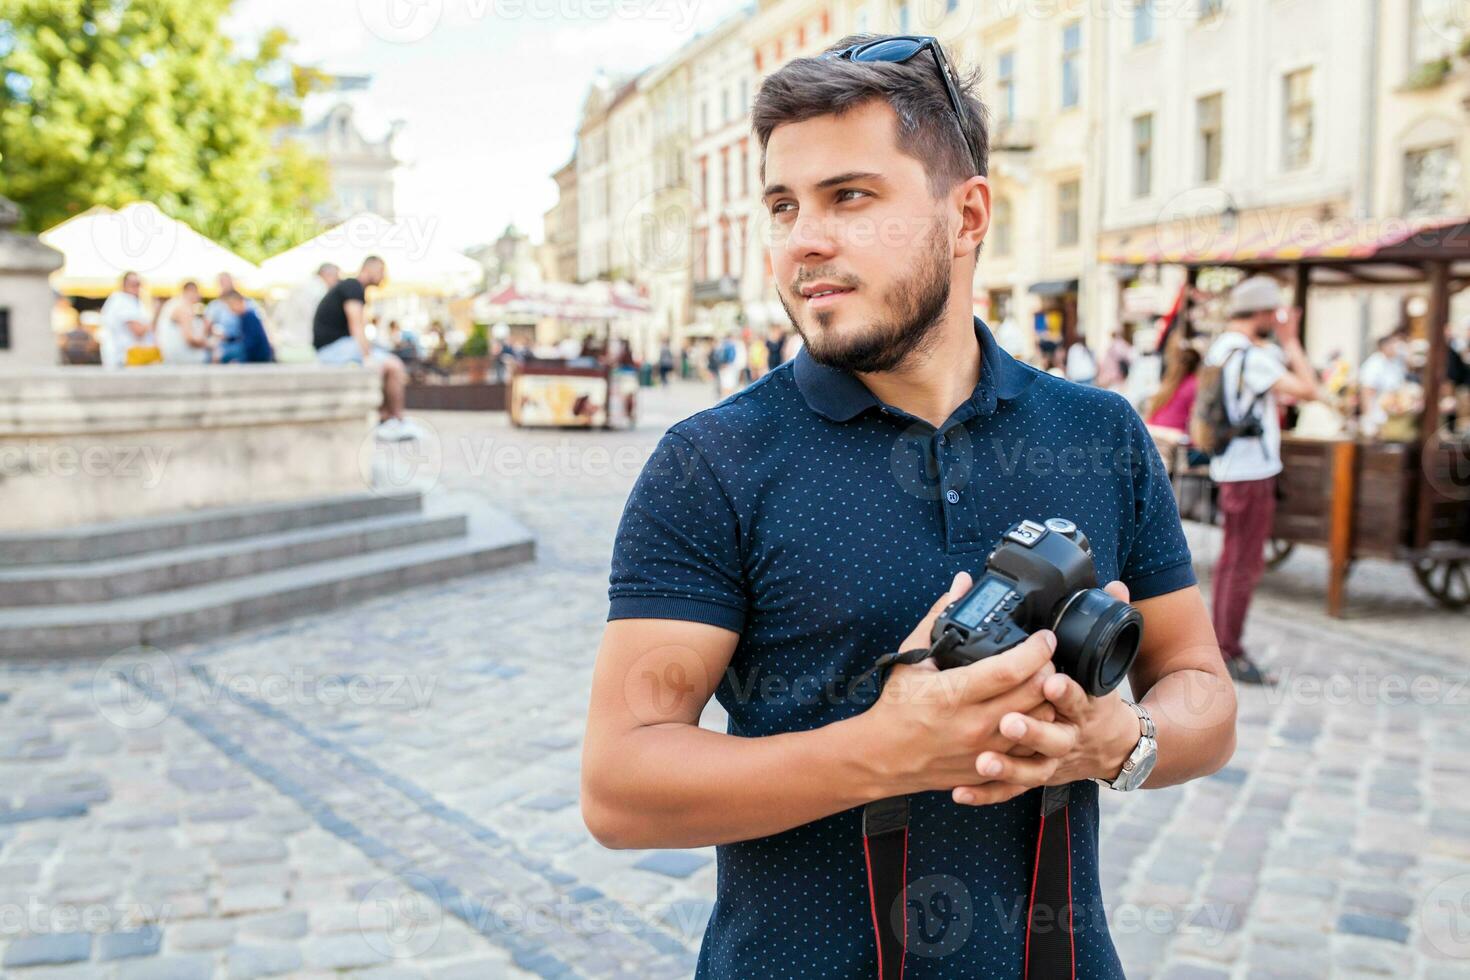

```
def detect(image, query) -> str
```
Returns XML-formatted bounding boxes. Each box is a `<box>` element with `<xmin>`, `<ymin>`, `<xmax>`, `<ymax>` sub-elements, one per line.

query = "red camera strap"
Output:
<box><xmin>861</xmin><ymin>787</ymin><xmax>1075</xmax><ymax>979</ymax></box>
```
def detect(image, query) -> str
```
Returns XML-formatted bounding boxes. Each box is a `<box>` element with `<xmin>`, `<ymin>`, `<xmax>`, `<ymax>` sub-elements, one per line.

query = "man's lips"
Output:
<box><xmin>800</xmin><ymin>285</ymin><xmax>856</xmax><ymax>309</ymax></box>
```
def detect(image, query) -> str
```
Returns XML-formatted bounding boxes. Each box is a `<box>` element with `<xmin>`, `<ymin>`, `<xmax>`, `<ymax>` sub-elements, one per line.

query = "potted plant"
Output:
<box><xmin>457</xmin><ymin>323</ymin><xmax>491</xmax><ymax>384</ymax></box>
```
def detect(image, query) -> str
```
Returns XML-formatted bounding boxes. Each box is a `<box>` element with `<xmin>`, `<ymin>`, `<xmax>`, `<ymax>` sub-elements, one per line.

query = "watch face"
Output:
<box><xmin>1128</xmin><ymin>738</ymin><xmax>1158</xmax><ymax>789</ymax></box>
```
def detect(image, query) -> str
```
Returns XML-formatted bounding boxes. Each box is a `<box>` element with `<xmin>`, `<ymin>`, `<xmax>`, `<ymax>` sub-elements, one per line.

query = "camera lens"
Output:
<box><xmin>1052</xmin><ymin>588</ymin><xmax>1144</xmax><ymax>696</ymax></box>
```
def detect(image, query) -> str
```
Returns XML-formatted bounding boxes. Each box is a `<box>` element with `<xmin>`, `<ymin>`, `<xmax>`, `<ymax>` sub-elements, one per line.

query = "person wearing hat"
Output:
<box><xmin>1203</xmin><ymin>275</ymin><xmax>1321</xmax><ymax>684</ymax></box>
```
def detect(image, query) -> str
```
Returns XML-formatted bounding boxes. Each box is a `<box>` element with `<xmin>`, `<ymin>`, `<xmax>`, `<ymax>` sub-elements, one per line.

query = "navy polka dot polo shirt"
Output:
<box><xmin>608</xmin><ymin>316</ymin><xmax>1196</xmax><ymax>979</ymax></box>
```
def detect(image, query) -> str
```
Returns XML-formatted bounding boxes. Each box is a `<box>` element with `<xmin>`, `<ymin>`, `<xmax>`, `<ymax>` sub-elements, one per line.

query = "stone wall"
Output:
<box><xmin>0</xmin><ymin>365</ymin><xmax>382</xmax><ymax>531</ymax></box>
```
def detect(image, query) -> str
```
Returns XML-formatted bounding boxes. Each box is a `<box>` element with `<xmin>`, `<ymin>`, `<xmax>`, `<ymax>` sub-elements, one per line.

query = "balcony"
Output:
<box><xmin>992</xmin><ymin>117</ymin><xmax>1037</xmax><ymax>153</ymax></box>
<box><xmin>693</xmin><ymin>276</ymin><xmax>740</xmax><ymax>303</ymax></box>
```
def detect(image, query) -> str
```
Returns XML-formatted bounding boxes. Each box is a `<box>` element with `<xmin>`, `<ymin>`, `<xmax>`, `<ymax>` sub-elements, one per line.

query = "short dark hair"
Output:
<box><xmin>751</xmin><ymin>34</ymin><xmax>989</xmax><ymax>196</ymax></box>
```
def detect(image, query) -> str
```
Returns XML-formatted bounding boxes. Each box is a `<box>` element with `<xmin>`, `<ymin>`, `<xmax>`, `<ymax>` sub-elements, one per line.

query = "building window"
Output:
<box><xmin>737</xmin><ymin>216</ymin><xmax>748</xmax><ymax>276</ymax></box>
<box><xmin>699</xmin><ymin>157</ymin><xmax>708</xmax><ymax>204</ymax></box>
<box><xmin>856</xmin><ymin>8</ymin><xmax>868</xmax><ymax>32</ymax></box>
<box><xmin>946</xmin><ymin>0</ymin><xmax>958</xmax><ymax>12</ymax></box>
<box><xmin>0</xmin><ymin>309</ymin><xmax>9</xmax><ymax>351</ymax></box>
<box><xmin>1199</xmin><ymin>0</ymin><xmax>1224</xmax><ymax>18</ymax></box>
<box><xmin>997</xmin><ymin>50</ymin><xmax>1016</xmax><ymax>122</ymax></box>
<box><xmin>1132</xmin><ymin>114</ymin><xmax>1153</xmax><ymax>198</ymax></box>
<box><xmin>1058</xmin><ymin>22</ymin><xmax>1081</xmax><ymax>109</ymax></box>
<box><xmin>1412</xmin><ymin>0</ymin><xmax>1464</xmax><ymax>62</ymax></box>
<box><xmin>700</xmin><ymin>101</ymin><xmax>708</xmax><ymax>135</ymax></box>
<box><xmin>898</xmin><ymin>3</ymin><xmax>909</xmax><ymax>33</ymax></box>
<box><xmin>1404</xmin><ymin>144</ymin><xmax>1462</xmax><ymax>216</ymax></box>
<box><xmin>1057</xmin><ymin>180</ymin><xmax>1080</xmax><ymax>247</ymax></box>
<box><xmin>1283</xmin><ymin>68</ymin><xmax>1314</xmax><ymax>171</ymax></box>
<box><xmin>1133</xmin><ymin>0</ymin><xmax>1156</xmax><ymax>44</ymax></box>
<box><xmin>1060</xmin><ymin>22</ymin><xmax>1082</xmax><ymax>110</ymax></box>
<box><xmin>992</xmin><ymin>198</ymin><xmax>1012</xmax><ymax>257</ymax></box>
<box><xmin>1197</xmin><ymin>93</ymin><xmax>1223</xmax><ymax>183</ymax></box>
<box><xmin>741</xmin><ymin>141</ymin><xmax>749</xmax><ymax>197</ymax></box>
<box><xmin>740</xmin><ymin>78</ymin><xmax>749</xmax><ymax>113</ymax></box>
<box><xmin>721</xmin><ymin>89</ymin><xmax>730</xmax><ymax>123</ymax></box>
<box><xmin>721</xmin><ymin>148</ymin><xmax>730</xmax><ymax>204</ymax></box>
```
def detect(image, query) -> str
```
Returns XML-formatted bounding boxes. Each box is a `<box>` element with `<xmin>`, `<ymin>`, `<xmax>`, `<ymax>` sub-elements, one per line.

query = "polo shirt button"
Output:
<box><xmin>945</xmin><ymin>489</ymin><xmax>961</xmax><ymax>505</ymax></box>
<box><xmin>938</xmin><ymin>434</ymin><xmax>949</xmax><ymax>447</ymax></box>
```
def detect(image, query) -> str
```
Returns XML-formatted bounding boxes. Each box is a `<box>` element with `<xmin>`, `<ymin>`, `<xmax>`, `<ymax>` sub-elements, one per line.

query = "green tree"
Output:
<box><xmin>0</xmin><ymin>0</ymin><xmax>330</xmax><ymax>261</ymax></box>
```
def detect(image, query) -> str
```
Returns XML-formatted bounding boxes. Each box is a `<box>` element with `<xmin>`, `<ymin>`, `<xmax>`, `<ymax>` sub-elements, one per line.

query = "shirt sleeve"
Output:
<box><xmin>1241</xmin><ymin>346</ymin><xmax>1287</xmax><ymax>397</ymax></box>
<box><xmin>343</xmin><ymin>280</ymin><xmax>367</xmax><ymax>304</ymax></box>
<box><xmin>607</xmin><ymin>429</ymin><xmax>746</xmax><ymax>632</ymax></box>
<box><xmin>1119</xmin><ymin>407</ymin><xmax>1198</xmax><ymax>601</ymax></box>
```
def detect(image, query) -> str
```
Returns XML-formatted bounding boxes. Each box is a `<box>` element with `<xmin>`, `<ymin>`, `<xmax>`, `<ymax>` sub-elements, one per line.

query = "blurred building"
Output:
<box><xmin>291</xmin><ymin>73</ymin><xmax>403</xmax><ymax>225</ymax></box>
<box><xmin>576</xmin><ymin>73</ymin><xmax>624</xmax><ymax>282</ymax></box>
<box><xmin>543</xmin><ymin>156</ymin><xmax>579</xmax><ymax>284</ymax></box>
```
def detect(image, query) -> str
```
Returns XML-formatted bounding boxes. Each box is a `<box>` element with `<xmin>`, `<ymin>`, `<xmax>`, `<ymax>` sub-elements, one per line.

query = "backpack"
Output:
<box><xmin>1189</xmin><ymin>346</ymin><xmax>1266</xmax><ymax>456</ymax></box>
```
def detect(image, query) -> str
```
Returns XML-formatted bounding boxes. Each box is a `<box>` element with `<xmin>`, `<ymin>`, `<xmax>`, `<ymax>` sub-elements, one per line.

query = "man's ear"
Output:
<box><xmin>954</xmin><ymin>175</ymin><xmax>990</xmax><ymax>260</ymax></box>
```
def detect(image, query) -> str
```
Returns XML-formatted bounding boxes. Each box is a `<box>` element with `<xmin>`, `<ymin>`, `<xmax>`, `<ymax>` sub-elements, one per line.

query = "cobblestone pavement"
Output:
<box><xmin>0</xmin><ymin>379</ymin><xmax>1467</xmax><ymax>979</ymax></box>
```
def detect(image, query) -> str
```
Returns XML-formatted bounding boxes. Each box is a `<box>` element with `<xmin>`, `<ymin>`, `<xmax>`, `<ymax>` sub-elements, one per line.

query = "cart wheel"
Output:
<box><xmin>1412</xmin><ymin>558</ymin><xmax>1470</xmax><ymax>611</ymax></box>
<box><xmin>1265</xmin><ymin>539</ymin><xmax>1295</xmax><ymax>570</ymax></box>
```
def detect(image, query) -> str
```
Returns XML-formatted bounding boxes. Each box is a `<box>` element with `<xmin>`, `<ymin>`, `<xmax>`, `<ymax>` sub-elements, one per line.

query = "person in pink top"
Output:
<box><xmin>1146</xmin><ymin>345</ymin><xmax>1202</xmax><ymax>433</ymax></box>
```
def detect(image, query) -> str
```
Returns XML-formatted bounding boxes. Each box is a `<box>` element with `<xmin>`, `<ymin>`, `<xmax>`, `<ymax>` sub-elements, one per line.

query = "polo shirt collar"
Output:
<box><xmin>793</xmin><ymin>315</ymin><xmax>1033</xmax><ymax>423</ymax></box>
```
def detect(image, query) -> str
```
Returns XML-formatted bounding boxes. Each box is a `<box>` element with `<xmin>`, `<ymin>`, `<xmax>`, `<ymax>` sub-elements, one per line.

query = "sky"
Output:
<box><xmin>227</xmin><ymin>0</ymin><xmax>750</xmax><ymax>252</ymax></box>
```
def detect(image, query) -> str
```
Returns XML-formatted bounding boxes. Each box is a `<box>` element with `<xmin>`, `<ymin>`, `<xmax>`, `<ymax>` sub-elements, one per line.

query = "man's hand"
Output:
<box><xmin>1277</xmin><ymin>306</ymin><xmax>1304</xmax><ymax>348</ymax></box>
<box><xmin>951</xmin><ymin>580</ymin><xmax>1143</xmax><ymax>807</ymax></box>
<box><xmin>853</xmin><ymin>572</ymin><xmax>1073</xmax><ymax>799</ymax></box>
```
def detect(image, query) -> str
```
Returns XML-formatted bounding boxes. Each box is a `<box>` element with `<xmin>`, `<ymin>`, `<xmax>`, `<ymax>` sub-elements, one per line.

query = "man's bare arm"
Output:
<box><xmin>581</xmin><ymin>575</ymin><xmax>1071</xmax><ymax>850</ymax></box>
<box><xmin>345</xmin><ymin>299</ymin><xmax>371</xmax><ymax>357</ymax></box>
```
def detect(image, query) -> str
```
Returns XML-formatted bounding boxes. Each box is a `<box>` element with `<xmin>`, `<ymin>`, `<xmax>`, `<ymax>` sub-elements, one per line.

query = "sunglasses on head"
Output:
<box><xmin>827</xmin><ymin>35</ymin><xmax>980</xmax><ymax>177</ymax></box>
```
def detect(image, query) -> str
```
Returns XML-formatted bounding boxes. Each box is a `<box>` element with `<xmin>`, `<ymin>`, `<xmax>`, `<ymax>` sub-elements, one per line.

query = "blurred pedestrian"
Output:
<box><xmin>159</xmin><ymin>281</ymin><xmax>211</xmax><ymax>364</ymax></box>
<box><xmin>1205</xmin><ymin>276</ymin><xmax>1322</xmax><ymax>685</ymax></box>
<box><xmin>658</xmin><ymin>340</ymin><xmax>675</xmax><ymax>386</ymax></box>
<box><xmin>314</xmin><ymin>256</ymin><xmax>417</xmax><ymax>441</ymax></box>
<box><xmin>100</xmin><ymin>271</ymin><xmax>156</xmax><ymax>367</ymax></box>
<box><xmin>1097</xmin><ymin>329</ymin><xmax>1134</xmax><ymax>391</ymax></box>
<box><xmin>765</xmin><ymin>325</ymin><xmax>788</xmax><ymax>371</ymax></box>
<box><xmin>1065</xmin><ymin>335</ymin><xmax>1098</xmax><ymax>384</ymax></box>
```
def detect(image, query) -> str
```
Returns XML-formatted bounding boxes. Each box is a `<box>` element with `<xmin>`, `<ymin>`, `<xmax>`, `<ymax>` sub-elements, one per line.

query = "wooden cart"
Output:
<box><xmin>1141</xmin><ymin>216</ymin><xmax>1470</xmax><ymax>616</ymax></box>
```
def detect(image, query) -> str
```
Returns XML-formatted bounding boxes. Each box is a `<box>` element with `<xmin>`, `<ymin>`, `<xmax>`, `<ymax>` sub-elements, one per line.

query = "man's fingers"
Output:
<box><xmin>952</xmin><ymin>782</ymin><xmax>1031</xmax><ymax>807</ymax></box>
<box><xmin>1043</xmin><ymin>673</ymin><xmax>1091</xmax><ymax>720</ymax></box>
<box><xmin>1103</xmin><ymin>579</ymin><xmax>1130</xmax><ymax>604</ymax></box>
<box><xmin>947</xmin><ymin>631</ymin><xmax>1057</xmax><ymax>703</ymax></box>
<box><xmin>996</xmin><ymin>713</ymin><xmax>1077</xmax><ymax>760</ymax></box>
<box><xmin>973</xmin><ymin>751</ymin><xmax>1060</xmax><ymax>788</ymax></box>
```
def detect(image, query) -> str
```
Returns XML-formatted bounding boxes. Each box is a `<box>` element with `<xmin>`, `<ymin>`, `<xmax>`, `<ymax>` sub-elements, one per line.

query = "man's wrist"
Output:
<box><xmin>1097</xmin><ymin>698</ymin><xmax>1143</xmax><ymax>782</ymax></box>
<box><xmin>830</xmin><ymin>711</ymin><xmax>903</xmax><ymax>805</ymax></box>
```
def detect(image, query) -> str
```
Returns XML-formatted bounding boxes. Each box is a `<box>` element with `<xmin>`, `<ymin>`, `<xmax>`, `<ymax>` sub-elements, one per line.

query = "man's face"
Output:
<box><xmin>361</xmin><ymin>262</ymin><xmax>386</xmax><ymax>287</ymax></box>
<box><xmin>762</xmin><ymin>99</ymin><xmax>986</xmax><ymax>374</ymax></box>
<box><xmin>182</xmin><ymin>285</ymin><xmax>199</xmax><ymax>303</ymax></box>
<box><xmin>218</xmin><ymin>274</ymin><xmax>234</xmax><ymax>294</ymax></box>
<box><xmin>1250</xmin><ymin>310</ymin><xmax>1278</xmax><ymax>341</ymax></box>
<box><xmin>123</xmin><ymin>275</ymin><xmax>140</xmax><ymax>296</ymax></box>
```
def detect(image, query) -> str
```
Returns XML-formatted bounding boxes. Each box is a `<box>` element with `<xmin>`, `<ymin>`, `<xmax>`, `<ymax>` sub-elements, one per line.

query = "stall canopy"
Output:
<box><xmin>1100</xmin><ymin>214</ymin><xmax>1470</xmax><ymax>286</ymax></box>
<box><xmin>40</xmin><ymin>202</ymin><xmax>260</xmax><ymax>298</ymax></box>
<box><xmin>257</xmin><ymin>212</ymin><xmax>483</xmax><ymax>297</ymax></box>
<box><xmin>473</xmin><ymin>280</ymin><xmax>651</xmax><ymax>323</ymax></box>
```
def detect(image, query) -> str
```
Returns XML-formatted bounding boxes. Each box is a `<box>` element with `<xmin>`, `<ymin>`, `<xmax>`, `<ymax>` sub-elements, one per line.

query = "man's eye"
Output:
<box><xmin>837</xmin><ymin>189</ymin><xmax>869</xmax><ymax>202</ymax></box>
<box><xmin>771</xmin><ymin>201</ymin><xmax>795</xmax><ymax>215</ymax></box>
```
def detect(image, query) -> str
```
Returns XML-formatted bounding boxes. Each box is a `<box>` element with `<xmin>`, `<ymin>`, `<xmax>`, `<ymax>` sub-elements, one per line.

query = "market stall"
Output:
<box><xmin>1108</xmin><ymin>216</ymin><xmax>1470</xmax><ymax>616</ymax></box>
<box><xmin>475</xmin><ymin>281</ymin><xmax>649</xmax><ymax>430</ymax></box>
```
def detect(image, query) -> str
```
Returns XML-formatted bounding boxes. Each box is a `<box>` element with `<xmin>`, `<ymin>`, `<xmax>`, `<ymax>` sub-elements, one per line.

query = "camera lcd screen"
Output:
<box><xmin>952</xmin><ymin>578</ymin><xmax>1010</xmax><ymax>629</ymax></box>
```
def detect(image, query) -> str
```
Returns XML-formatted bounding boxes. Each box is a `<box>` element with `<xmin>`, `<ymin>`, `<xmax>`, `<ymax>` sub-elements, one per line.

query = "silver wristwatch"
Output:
<box><xmin>1097</xmin><ymin>701</ymin><xmax>1157</xmax><ymax>792</ymax></box>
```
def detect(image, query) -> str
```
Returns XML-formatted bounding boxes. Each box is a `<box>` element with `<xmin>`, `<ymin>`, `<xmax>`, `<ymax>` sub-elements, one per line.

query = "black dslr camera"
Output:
<box><xmin>930</xmin><ymin>518</ymin><xmax>1142</xmax><ymax>696</ymax></box>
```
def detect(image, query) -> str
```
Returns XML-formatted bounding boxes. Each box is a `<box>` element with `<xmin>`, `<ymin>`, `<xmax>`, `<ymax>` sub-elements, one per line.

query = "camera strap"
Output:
<box><xmin>860</xmin><ymin>784</ymin><xmax>1076</xmax><ymax>979</ymax></box>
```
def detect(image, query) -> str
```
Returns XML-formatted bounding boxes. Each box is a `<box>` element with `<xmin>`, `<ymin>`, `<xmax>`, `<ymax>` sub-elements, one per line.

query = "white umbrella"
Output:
<box><xmin>256</xmin><ymin>212</ymin><xmax>482</xmax><ymax>297</ymax></box>
<box><xmin>40</xmin><ymin>202</ymin><xmax>260</xmax><ymax>297</ymax></box>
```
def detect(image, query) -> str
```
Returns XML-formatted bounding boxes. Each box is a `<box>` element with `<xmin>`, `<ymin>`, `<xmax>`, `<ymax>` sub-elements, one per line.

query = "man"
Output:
<box><xmin>312</xmin><ymin>256</ymin><xmax>417</xmax><ymax>441</ymax></box>
<box><xmin>583</xmin><ymin>35</ymin><xmax>1237</xmax><ymax>979</ymax></box>
<box><xmin>99</xmin><ymin>271</ymin><xmax>154</xmax><ymax>368</ymax></box>
<box><xmin>765</xmin><ymin>324</ymin><xmax>788</xmax><ymax>370</ymax></box>
<box><xmin>204</xmin><ymin>272</ymin><xmax>252</xmax><ymax>346</ymax></box>
<box><xmin>158</xmin><ymin>281</ymin><xmax>210</xmax><ymax>365</ymax></box>
<box><xmin>1358</xmin><ymin>329</ymin><xmax>1411</xmax><ymax>434</ymax></box>
<box><xmin>216</xmin><ymin>291</ymin><xmax>275</xmax><ymax>364</ymax></box>
<box><xmin>1204</xmin><ymin>276</ymin><xmax>1321</xmax><ymax>684</ymax></box>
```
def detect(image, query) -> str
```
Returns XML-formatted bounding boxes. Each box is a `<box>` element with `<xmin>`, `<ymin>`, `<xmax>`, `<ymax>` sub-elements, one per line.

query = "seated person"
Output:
<box><xmin>216</xmin><ymin>292</ymin><xmax>275</xmax><ymax>364</ymax></box>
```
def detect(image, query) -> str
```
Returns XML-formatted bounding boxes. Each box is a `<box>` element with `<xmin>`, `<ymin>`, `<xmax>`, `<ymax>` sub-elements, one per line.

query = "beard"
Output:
<box><xmin>779</xmin><ymin>221</ymin><xmax>952</xmax><ymax>374</ymax></box>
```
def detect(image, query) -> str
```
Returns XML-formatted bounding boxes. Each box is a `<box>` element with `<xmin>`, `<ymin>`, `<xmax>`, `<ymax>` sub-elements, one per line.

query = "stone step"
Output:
<box><xmin>0</xmin><ymin>512</ymin><xmax>468</xmax><ymax>607</ymax></box>
<box><xmin>0</xmin><ymin>505</ymin><xmax>535</xmax><ymax>658</ymax></box>
<box><xmin>0</xmin><ymin>492</ymin><xmax>423</xmax><ymax>566</ymax></box>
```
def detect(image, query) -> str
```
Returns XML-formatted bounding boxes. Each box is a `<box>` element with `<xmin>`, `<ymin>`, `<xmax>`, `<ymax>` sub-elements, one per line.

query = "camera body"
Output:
<box><xmin>931</xmin><ymin>518</ymin><xmax>1143</xmax><ymax>696</ymax></box>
